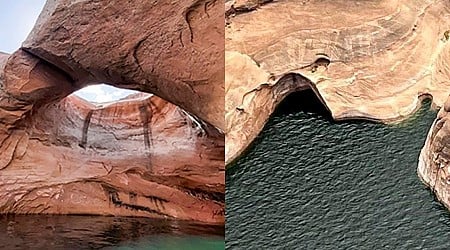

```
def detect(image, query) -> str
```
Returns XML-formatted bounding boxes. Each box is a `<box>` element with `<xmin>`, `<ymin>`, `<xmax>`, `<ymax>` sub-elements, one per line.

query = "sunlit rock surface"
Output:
<box><xmin>419</xmin><ymin>96</ymin><xmax>450</xmax><ymax>212</ymax></box>
<box><xmin>225</xmin><ymin>0</ymin><xmax>450</xmax><ymax>165</ymax></box>
<box><xmin>23</xmin><ymin>0</ymin><xmax>224</xmax><ymax>130</ymax></box>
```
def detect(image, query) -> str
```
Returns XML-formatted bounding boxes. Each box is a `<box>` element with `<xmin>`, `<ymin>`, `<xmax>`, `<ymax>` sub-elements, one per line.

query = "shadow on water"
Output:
<box><xmin>227</xmin><ymin>89</ymin><xmax>373</xmax><ymax>173</ymax></box>
<box><xmin>226</xmin><ymin>89</ymin><xmax>450</xmax><ymax>249</ymax></box>
<box><xmin>226</xmin><ymin>89</ymin><xmax>334</xmax><ymax>173</ymax></box>
<box><xmin>274</xmin><ymin>89</ymin><xmax>384</xmax><ymax>125</ymax></box>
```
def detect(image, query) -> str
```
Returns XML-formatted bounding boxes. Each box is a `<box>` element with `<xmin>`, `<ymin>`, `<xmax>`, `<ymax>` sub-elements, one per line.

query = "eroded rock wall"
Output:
<box><xmin>23</xmin><ymin>0</ymin><xmax>224</xmax><ymax>130</ymax></box>
<box><xmin>418</xmin><ymin>97</ymin><xmax>450</xmax><ymax>210</ymax></box>
<box><xmin>0</xmin><ymin>86</ymin><xmax>224</xmax><ymax>223</ymax></box>
<box><xmin>225</xmin><ymin>0</ymin><xmax>450</xmax><ymax>165</ymax></box>
<box><xmin>0</xmin><ymin>0</ymin><xmax>225</xmax><ymax>224</ymax></box>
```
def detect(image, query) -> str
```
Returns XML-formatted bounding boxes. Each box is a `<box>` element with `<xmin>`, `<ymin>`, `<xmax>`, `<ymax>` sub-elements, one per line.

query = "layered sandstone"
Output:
<box><xmin>0</xmin><ymin>94</ymin><xmax>224</xmax><ymax>223</ymax></box>
<box><xmin>418</xmin><ymin>97</ymin><xmax>450</xmax><ymax>210</ymax></box>
<box><xmin>0</xmin><ymin>51</ymin><xmax>224</xmax><ymax>223</ymax></box>
<box><xmin>225</xmin><ymin>0</ymin><xmax>450</xmax><ymax>165</ymax></box>
<box><xmin>23</xmin><ymin>0</ymin><xmax>224</xmax><ymax>130</ymax></box>
<box><xmin>0</xmin><ymin>0</ymin><xmax>224</xmax><ymax>224</ymax></box>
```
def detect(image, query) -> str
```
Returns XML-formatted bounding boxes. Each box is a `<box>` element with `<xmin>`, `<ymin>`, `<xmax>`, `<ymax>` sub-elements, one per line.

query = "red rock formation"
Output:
<box><xmin>23</xmin><ymin>0</ymin><xmax>224</xmax><ymax>130</ymax></box>
<box><xmin>0</xmin><ymin>0</ymin><xmax>225</xmax><ymax>223</ymax></box>
<box><xmin>0</xmin><ymin>53</ymin><xmax>224</xmax><ymax>222</ymax></box>
<box><xmin>6</xmin><ymin>95</ymin><xmax>224</xmax><ymax>223</ymax></box>
<box><xmin>418</xmin><ymin>96</ymin><xmax>450</xmax><ymax>212</ymax></box>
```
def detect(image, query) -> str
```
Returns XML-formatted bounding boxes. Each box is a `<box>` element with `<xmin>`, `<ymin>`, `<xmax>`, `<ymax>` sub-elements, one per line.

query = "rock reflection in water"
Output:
<box><xmin>0</xmin><ymin>215</ymin><xmax>224</xmax><ymax>249</ymax></box>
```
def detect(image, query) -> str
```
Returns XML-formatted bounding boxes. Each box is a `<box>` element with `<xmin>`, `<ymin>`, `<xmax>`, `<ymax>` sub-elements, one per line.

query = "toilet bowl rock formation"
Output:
<box><xmin>225</xmin><ymin>0</ymin><xmax>450</xmax><ymax>166</ymax></box>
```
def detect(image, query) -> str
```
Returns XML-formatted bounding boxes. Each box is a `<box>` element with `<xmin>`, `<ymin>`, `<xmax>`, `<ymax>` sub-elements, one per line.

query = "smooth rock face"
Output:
<box><xmin>0</xmin><ymin>50</ymin><xmax>74</xmax><ymax>131</ymax></box>
<box><xmin>23</xmin><ymin>0</ymin><xmax>224</xmax><ymax>131</ymax></box>
<box><xmin>225</xmin><ymin>0</ymin><xmax>450</xmax><ymax>165</ymax></box>
<box><xmin>418</xmin><ymin>96</ymin><xmax>450</xmax><ymax>211</ymax></box>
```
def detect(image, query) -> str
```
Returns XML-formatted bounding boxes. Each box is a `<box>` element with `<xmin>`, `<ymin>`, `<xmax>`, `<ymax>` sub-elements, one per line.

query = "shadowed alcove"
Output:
<box><xmin>0</xmin><ymin>74</ymin><xmax>225</xmax><ymax>223</ymax></box>
<box><xmin>0</xmin><ymin>0</ymin><xmax>224</xmax><ymax>224</ymax></box>
<box><xmin>225</xmin><ymin>85</ymin><xmax>447</xmax><ymax>248</ymax></box>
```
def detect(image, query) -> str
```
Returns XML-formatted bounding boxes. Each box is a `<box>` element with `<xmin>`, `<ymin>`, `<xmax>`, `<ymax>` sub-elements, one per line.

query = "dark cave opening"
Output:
<box><xmin>274</xmin><ymin>89</ymin><xmax>333</xmax><ymax>120</ymax></box>
<box><xmin>226</xmin><ymin>80</ymin><xmax>443</xmax><ymax>250</ymax></box>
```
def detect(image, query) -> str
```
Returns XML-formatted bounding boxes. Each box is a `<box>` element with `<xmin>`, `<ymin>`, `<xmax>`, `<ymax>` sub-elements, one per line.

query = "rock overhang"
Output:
<box><xmin>0</xmin><ymin>0</ymin><xmax>225</xmax><ymax>224</ymax></box>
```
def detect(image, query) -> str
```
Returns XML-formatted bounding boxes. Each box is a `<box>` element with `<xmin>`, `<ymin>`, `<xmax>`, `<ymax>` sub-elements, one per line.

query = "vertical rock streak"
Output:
<box><xmin>139</xmin><ymin>105</ymin><xmax>153</xmax><ymax>150</ymax></box>
<box><xmin>139</xmin><ymin>104</ymin><xmax>153</xmax><ymax>170</ymax></box>
<box><xmin>80</xmin><ymin>110</ymin><xmax>94</xmax><ymax>148</ymax></box>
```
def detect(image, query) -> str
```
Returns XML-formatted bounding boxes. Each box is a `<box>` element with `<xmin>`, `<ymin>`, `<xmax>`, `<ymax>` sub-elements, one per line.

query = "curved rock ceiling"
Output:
<box><xmin>0</xmin><ymin>0</ymin><xmax>224</xmax><ymax>223</ymax></box>
<box><xmin>23</xmin><ymin>0</ymin><xmax>224</xmax><ymax>130</ymax></box>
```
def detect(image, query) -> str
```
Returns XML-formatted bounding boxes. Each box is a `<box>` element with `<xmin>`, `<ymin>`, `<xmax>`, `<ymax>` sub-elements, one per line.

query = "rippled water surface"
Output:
<box><xmin>0</xmin><ymin>215</ymin><xmax>224</xmax><ymax>249</ymax></box>
<box><xmin>226</xmin><ymin>90</ymin><xmax>450</xmax><ymax>249</ymax></box>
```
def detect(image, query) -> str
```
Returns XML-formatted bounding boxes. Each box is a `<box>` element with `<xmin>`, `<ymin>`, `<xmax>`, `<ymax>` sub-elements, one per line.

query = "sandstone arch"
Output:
<box><xmin>0</xmin><ymin>0</ymin><xmax>224</xmax><ymax>224</ymax></box>
<box><xmin>23</xmin><ymin>0</ymin><xmax>224</xmax><ymax>130</ymax></box>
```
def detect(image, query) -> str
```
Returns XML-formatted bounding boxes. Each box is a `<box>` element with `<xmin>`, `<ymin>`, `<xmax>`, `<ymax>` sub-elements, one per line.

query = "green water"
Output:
<box><xmin>111</xmin><ymin>237</ymin><xmax>224</xmax><ymax>250</ymax></box>
<box><xmin>0</xmin><ymin>215</ymin><xmax>224</xmax><ymax>249</ymax></box>
<box><xmin>226</xmin><ymin>90</ymin><xmax>450</xmax><ymax>249</ymax></box>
